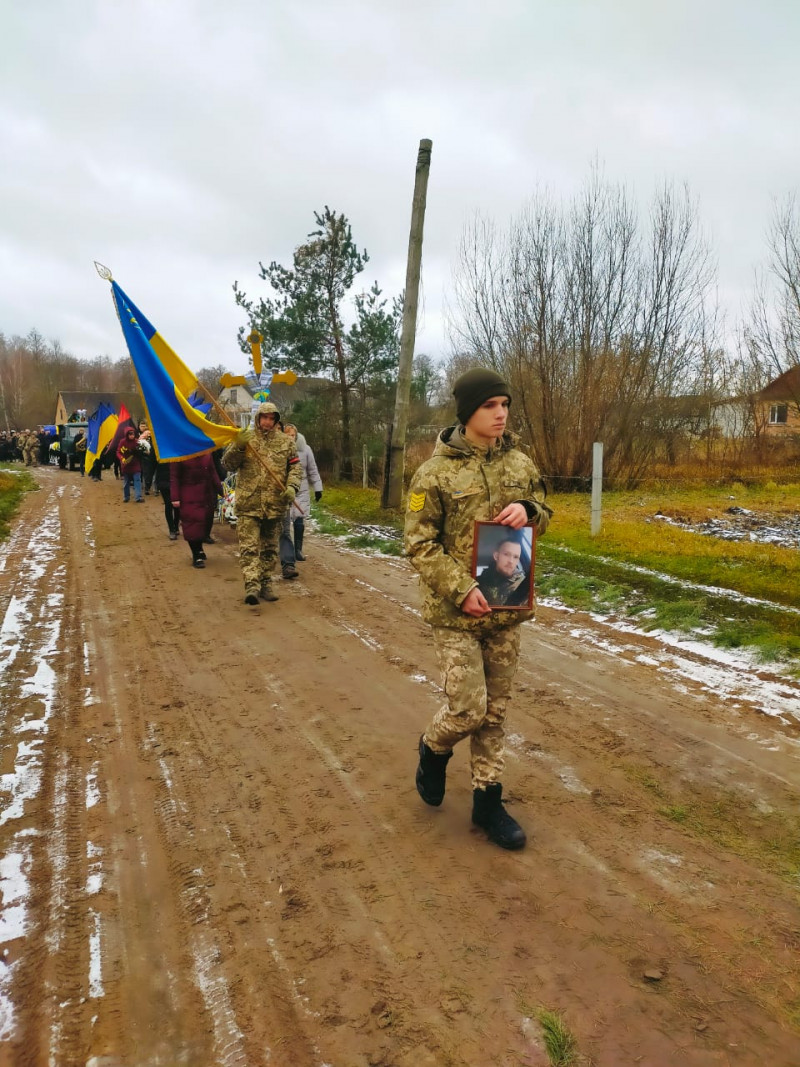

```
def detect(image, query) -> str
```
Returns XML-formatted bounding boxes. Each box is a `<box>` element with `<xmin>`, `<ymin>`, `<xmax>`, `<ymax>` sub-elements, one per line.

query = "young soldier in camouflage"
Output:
<box><xmin>404</xmin><ymin>368</ymin><xmax>552</xmax><ymax>850</ymax></box>
<box><xmin>223</xmin><ymin>401</ymin><xmax>302</xmax><ymax>605</ymax></box>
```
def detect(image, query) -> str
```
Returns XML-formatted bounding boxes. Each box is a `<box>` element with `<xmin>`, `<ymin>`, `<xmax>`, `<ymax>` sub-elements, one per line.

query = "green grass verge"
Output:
<box><xmin>537</xmin><ymin>542</ymin><xmax>800</xmax><ymax>669</ymax></box>
<box><xmin>548</xmin><ymin>484</ymin><xmax>800</xmax><ymax>609</ymax></box>
<box><xmin>0</xmin><ymin>467</ymin><xmax>36</xmax><ymax>542</ymax></box>
<box><xmin>314</xmin><ymin>486</ymin><xmax>404</xmax><ymax>556</ymax></box>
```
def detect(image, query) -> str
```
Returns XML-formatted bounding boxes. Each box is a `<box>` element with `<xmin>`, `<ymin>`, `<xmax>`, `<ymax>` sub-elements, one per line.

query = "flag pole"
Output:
<box><xmin>94</xmin><ymin>262</ymin><xmax>303</xmax><ymax>512</ymax></box>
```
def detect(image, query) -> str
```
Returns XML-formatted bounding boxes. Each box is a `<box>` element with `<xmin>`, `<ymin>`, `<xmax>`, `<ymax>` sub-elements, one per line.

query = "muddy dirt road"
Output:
<box><xmin>1</xmin><ymin>467</ymin><xmax>799</xmax><ymax>1067</ymax></box>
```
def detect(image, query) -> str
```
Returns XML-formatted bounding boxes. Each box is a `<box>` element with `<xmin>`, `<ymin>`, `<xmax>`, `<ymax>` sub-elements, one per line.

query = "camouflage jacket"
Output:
<box><xmin>223</xmin><ymin>427</ymin><xmax>302</xmax><ymax>519</ymax></box>
<box><xmin>404</xmin><ymin>425</ymin><xmax>551</xmax><ymax>631</ymax></box>
<box><xmin>477</xmin><ymin>563</ymin><xmax>526</xmax><ymax>607</ymax></box>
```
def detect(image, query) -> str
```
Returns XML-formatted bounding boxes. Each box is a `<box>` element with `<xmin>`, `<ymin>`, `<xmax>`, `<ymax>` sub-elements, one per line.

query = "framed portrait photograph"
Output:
<box><xmin>471</xmin><ymin>522</ymin><xmax>536</xmax><ymax>611</ymax></box>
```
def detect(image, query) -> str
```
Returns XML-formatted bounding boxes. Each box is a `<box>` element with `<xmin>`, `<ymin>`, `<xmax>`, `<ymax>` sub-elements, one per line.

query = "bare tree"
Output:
<box><xmin>743</xmin><ymin>196</ymin><xmax>800</xmax><ymax>411</ymax></box>
<box><xmin>196</xmin><ymin>364</ymin><xmax>228</xmax><ymax>399</ymax></box>
<box><xmin>0</xmin><ymin>329</ymin><xmax>138</xmax><ymax>427</ymax></box>
<box><xmin>449</xmin><ymin>171</ymin><xmax>717</xmax><ymax>485</ymax></box>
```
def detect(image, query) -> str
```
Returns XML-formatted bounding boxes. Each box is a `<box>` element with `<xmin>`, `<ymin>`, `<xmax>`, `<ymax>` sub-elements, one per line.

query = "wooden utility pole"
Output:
<box><xmin>382</xmin><ymin>138</ymin><xmax>432</xmax><ymax>509</ymax></box>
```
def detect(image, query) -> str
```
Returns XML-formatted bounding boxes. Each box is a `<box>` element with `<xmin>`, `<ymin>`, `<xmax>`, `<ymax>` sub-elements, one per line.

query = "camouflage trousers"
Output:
<box><xmin>236</xmin><ymin>514</ymin><xmax>282</xmax><ymax>593</ymax></box>
<box><xmin>22</xmin><ymin>448</ymin><xmax>37</xmax><ymax>466</ymax></box>
<box><xmin>424</xmin><ymin>624</ymin><xmax>522</xmax><ymax>789</ymax></box>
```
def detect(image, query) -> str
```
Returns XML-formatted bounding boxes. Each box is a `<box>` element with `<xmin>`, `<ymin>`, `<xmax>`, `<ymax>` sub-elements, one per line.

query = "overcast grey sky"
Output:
<box><xmin>1</xmin><ymin>0</ymin><xmax>797</xmax><ymax>376</ymax></box>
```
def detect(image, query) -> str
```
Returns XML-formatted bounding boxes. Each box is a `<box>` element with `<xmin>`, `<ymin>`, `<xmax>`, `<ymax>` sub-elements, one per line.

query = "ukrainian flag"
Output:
<box><xmin>84</xmin><ymin>402</ymin><xmax>117</xmax><ymax>476</ymax></box>
<box><xmin>110</xmin><ymin>281</ymin><xmax>239</xmax><ymax>462</ymax></box>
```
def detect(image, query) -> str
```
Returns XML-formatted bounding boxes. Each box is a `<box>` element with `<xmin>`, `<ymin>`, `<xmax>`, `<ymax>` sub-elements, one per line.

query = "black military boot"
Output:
<box><xmin>415</xmin><ymin>735</ymin><xmax>453</xmax><ymax>806</ymax></box>
<box><xmin>472</xmin><ymin>783</ymin><xmax>526</xmax><ymax>850</ymax></box>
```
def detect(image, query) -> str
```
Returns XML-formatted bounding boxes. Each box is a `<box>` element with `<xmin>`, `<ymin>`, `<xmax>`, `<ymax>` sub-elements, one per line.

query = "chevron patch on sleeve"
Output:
<box><xmin>409</xmin><ymin>490</ymin><xmax>426</xmax><ymax>512</ymax></box>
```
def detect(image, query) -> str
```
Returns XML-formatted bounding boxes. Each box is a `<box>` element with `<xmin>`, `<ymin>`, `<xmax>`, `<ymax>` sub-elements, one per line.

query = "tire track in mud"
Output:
<box><xmin>0</xmin><ymin>483</ymin><xmax>88</xmax><ymax>1066</ymax></box>
<box><xmin>39</xmin><ymin>558</ymin><xmax>95</xmax><ymax>1067</ymax></box>
<box><xmin>135</xmin><ymin>603</ymin><xmax>422</xmax><ymax>1064</ymax></box>
<box><xmin>75</xmin><ymin>494</ymin><xmax>215</xmax><ymax>1066</ymax></box>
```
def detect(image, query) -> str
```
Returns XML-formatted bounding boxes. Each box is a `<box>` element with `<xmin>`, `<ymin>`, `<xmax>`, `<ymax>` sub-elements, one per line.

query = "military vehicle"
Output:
<box><xmin>56</xmin><ymin>421</ymin><xmax>88</xmax><ymax>470</ymax></box>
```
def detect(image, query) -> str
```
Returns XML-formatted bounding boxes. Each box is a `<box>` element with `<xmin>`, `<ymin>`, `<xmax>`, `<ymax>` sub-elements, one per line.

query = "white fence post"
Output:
<box><xmin>591</xmin><ymin>442</ymin><xmax>603</xmax><ymax>536</ymax></box>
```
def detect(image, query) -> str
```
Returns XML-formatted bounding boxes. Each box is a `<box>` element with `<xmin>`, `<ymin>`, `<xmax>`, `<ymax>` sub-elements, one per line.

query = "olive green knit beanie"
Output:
<box><xmin>452</xmin><ymin>368</ymin><xmax>512</xmax><ymax>426</ymax></box>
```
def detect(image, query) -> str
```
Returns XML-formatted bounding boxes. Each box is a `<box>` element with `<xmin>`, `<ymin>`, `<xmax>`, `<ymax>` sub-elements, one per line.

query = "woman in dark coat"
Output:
<box><xmin>170</xmin><ymin>453</ymin><xmax>223</xmax><ymax>568</ymax></box>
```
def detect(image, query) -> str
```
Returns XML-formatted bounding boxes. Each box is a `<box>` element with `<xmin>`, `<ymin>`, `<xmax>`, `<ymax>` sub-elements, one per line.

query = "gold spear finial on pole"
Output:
<box><xmin>94</xmin><ymin>261</ymin><xmax>113</xmax><ymax>281</ymax></box>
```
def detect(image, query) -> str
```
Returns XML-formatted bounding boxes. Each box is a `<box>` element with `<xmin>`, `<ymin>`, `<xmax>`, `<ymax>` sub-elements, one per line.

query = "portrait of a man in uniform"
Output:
<box><xmin>473</xmin><ymin>524</ymin><xmax>535</xmax><ymax>610</ymax></box>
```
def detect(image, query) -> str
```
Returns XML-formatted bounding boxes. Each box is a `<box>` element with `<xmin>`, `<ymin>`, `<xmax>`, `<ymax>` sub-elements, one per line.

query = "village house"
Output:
<box><xmin>756</xmin><ymin>364</ymin><xmax>800</xmax><ymax>436</ymax></box>
<box><xmin>215</xmin><ymin>383</ymin><xmax>255</xmax><ymax>427</ymax></box>
<box><xmin>712</xmin><ymin>365</ymin><xmax>800</xmax><ymax>438</ymax></box>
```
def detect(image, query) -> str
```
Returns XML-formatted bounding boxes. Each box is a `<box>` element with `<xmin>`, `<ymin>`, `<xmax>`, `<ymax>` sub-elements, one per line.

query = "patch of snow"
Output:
<box><xmin>354</xmin><ymin>577</ymin><xmax>421</xmax><ymax>617</ymax></box>
<box><xmin>0</xmin><ymin>850</ymin><xmax>29</xmax><ymax>943</ymax></box>
<box><xmin>193</xmin><ymin>933</ymin><xmax>248</xmax><ymax>1066</ymax></box>
<box><xmin>549</xmin><ymin>607</ymin><xmax>800</xmax><ymax>724</ymax></box>
<box><xmin>566</xmin><ymin>839</ymin><xmax>611</xmax><ymax>875</ymax></box>
<box><xmin>0</xmin><ymin>596</ymin><xmax>27</xmax><ymax>678</ymax></box>
<box><xmin>507</xmin><ymin>735</ymin><xmax>591</xmax><ymax>794</ymax></box>
<box><xmin>0</xmin><ymin>840</ymin><xmax>33</xmax><ymax>1040</ymax></box>
<box><xmin>642</xmin><ymin>847</ymin><xmax>682</xmax><ymax>867</ymax></box>
<box><xmin>340</xmin><ymin>622</ymin><xmax>382</xmax><ymax>652</ymax></box>
<box><xmin>86</xmin><ymin>764</ymin><xmax>101</xmax><ymax>809</ymax></box>
<box><xmin>88</xmin><ymin>910</ymin><xmax>103</xmax><ymax>998</ymax></box>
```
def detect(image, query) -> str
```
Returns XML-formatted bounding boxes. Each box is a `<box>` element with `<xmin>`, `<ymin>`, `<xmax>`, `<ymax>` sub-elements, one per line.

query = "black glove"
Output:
<box><xmin>315</xmin><ymin>490</ymin><xmax>323</xmax><ymax>502</ymax></box>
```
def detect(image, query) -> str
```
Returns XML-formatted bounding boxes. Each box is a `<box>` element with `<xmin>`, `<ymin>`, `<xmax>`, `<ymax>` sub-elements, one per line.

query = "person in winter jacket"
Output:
<box><xmin>137</xmin><ymin>421</ymin><xmax>157</xmax><ymax>494</ymax></box>
<box><xmin>404</xmin><ymin>368</ymin><xmax>552</xmax><ymax>852</ymax></box>
<box><xmin>279</xmin><ymin>423</ymin><xmax>323</xmax><ymax>574</ymax></box>
<box><xmin>222</xmin><ymin>401</ymin><xmax>302</xmax><ymax>604</ymax></box>
<box><xmin>21</xmin><ymin>430</ymin><xmax>39</xmax><ymax>466</ymax></box>
<box><xmin>117</xmin><ymin>427</ymin><xmax>143</xmax><ymax>502</ymax></box>
<box><xmin>170</xmin><ymin>454</ymin><xmax>223</xmax><ymax>567</ymax></box>
<box><xmin>74</xmin><ymin>430</ymin><xmax>87</xmax><ymax>476</ymax></box>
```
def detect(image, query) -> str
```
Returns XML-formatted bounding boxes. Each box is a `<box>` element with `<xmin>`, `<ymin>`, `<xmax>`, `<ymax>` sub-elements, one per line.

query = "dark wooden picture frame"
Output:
<box><xmin>471</xmin><ymin>521</ymin><xmax>536</xmax><ymax>610</ymax></box>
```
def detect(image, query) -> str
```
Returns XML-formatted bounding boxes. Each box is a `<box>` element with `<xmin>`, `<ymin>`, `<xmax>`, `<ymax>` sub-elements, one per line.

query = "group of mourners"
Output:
<box><xmin>0</xmin><ymin>428</ymin><xmax>55</xmax><ymax>466</ymax></box>
<box><xmin>106</xmin><ymin>402</ymin><xmax>323</xmax><ymax>598</ymax></box>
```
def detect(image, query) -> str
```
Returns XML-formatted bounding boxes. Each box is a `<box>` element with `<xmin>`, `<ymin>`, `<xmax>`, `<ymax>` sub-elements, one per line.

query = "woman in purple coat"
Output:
<box><xmin>170</xmin><ymin>453</ymin><xmax>223</xmax><ymax>568</ymax></box>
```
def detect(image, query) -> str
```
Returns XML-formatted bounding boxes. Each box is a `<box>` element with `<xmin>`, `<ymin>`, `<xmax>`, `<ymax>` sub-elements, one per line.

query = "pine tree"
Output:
<box><xmin>233</xmin><ymin>207</ymin><xmax>399</xmax><ymax>478</ymax></box>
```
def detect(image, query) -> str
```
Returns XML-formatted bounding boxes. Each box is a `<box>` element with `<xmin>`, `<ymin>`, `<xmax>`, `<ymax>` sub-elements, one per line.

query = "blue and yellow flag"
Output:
<box><xmin>84</xmin><ymin>402</ymin><xmax>117</xmax><ymax>476</ymax></box>
<box><xmin>110</xmin><ymin>281</ymin><xmax>239</xmax><ymax>462</ymax></box>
